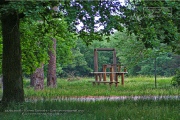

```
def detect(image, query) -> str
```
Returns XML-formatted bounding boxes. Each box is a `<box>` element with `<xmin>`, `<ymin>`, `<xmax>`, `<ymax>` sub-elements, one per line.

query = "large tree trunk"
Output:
<box><xmin>31</xmin><ymin>65</ymin><xmax>44</xmax><ymax>90</ymax></box>
<box><xmin>47</xmin><ymin>38</ymin><xmax>57</xmax><ymax>87</ymax></box>
<box><xmin>1</xmin><ymin>12</ymin><xmax>24</xmax><ymax>104</ymax></box>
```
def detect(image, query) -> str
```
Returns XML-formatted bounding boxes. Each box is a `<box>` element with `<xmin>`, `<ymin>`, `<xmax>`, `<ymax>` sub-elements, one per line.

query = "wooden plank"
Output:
<box><xmin>113</xmin><ymin>50</ymin><xmax>117</xmax><ymax>80</ymax></box>
<box><xmin>110</xmin><ymin>67</ymin><xmax>114</xmax><ymax>82</ymax></box>
<box><xmin>121</xmin><ymin>73</ymin><xmax>124</xmax><ymax>85</ymax></box>
<box><xmin>94</xmin><ymin>49</ymin><xmax>98</xmax><ymax>72</ymax></box>
<box><xmin>90</xmin><ymin>81</ymin><xmax>119</xmax><ymax>83</ymax></box>
<box><xmin>91</xmin><ymin>72</ymin><xmax>128</xmax><ymax>74</ymax></box>
<box><xmin>96</xmin><ymin>48</ymin><xmax>115</xmax><ymax>51</ymax></box>
<box><xmin>102</xmin><ymin>65</ymin><xmax>107</xmax><ymax>81</ymax></box>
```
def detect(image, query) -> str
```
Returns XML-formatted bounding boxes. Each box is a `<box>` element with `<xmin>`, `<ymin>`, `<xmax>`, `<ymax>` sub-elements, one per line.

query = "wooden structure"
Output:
<box><xmin>91</xmin><ymin>48</ymin><xmax>127</xmax><ymax>87</ymax></box>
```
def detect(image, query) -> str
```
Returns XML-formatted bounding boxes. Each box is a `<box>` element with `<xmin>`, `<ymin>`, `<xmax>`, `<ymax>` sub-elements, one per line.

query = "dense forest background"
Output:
<box><xmin>56</xmin><ymin>31</ymin><xmax>180</xmax><ymax>78</ymax></box>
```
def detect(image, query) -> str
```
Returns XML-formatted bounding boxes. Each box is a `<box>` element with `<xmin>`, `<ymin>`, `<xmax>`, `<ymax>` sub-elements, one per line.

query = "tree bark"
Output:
<box><xmin>30</xmin><ymin>74</ymin><xmax>35</xmax><ymax>87</ymax></box>
<box><xmin>47</xmin><ymin>38</ymin><xmax>57</xmax><ymax>87</ymax></box>
<box><xmin>1</xmin><ymin>12</ymin><xmax>24</xmax><ymax>104</ymax></box>
<box><xmin>31</xmin><ymin>65</ymin><xmax>44</xmax><ymax>90</ymax></box>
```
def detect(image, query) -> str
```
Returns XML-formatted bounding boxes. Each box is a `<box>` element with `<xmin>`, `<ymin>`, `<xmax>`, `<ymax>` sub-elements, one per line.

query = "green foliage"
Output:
<box><xmin>0</xmin><ymin>29</ymin><xmax>2</xmax><ymax>74</ymax></box>
<box><xmin>121</xmin><ymin>1</ymin><xmax>180</xmax><ymax>50</ymax></box>
<box><xmin>20</xmin><ymin>16</ymin><xmax>77</xmax><ymax>75</ymax></box>
<box><xmin>63</xmin><ymin>30</ymin><xmax>180</xmax><ymax>77</ymax></box>
<box><xmin>62</xmin><ymin>1</ymin><xmax>124</xmax><ymax>44</ymax></box>
<box><xmin>21</xmin><ymin>19</ymin><xmax>50</xmax><ymax>74</ymax></box>
<box><xmin>107</xmin><ymin>31</ymin><xmax>178</xmax><ymax>76</ymax></box>
<box><xmin>109</xmin><ymin>30</ymin><xmax>146</xmax><ymax>68</ymax></box>
<box><xmin>172</xmin><ymin>69</ymin><xmax>180</xmax><ymax>86</ymax></box>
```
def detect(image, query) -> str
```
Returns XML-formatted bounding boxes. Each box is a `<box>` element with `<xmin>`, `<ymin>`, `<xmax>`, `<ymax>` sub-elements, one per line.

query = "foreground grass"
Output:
<box><xmin>0</xmin><ymin>100</ymin><xmax>179</xmax><ymax>120</ymax></box>
<box><xmin>21</xmin><ymin>76</ymin><xmax>180</xmax><ymax>98</ymax></box>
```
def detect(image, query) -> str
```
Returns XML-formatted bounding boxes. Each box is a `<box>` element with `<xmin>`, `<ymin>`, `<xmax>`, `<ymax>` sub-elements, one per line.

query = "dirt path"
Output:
<box><xmin>25</xmin><ymin>95</ymin><xmax>180</xmax><ymax>102</ymax></box>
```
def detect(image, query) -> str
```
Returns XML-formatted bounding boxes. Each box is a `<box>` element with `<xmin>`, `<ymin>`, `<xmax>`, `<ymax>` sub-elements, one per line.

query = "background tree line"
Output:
<box><xmin>61</xmin><ymin>31</ymin><xmax>180</xmax><ymax>78</ymax></box>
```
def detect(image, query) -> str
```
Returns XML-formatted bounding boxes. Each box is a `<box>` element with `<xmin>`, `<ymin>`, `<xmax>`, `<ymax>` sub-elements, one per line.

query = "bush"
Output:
<box><xmin>171</xmin><ymin>70</ymin><xmax>180</xmax><ymax>86</ymax></box>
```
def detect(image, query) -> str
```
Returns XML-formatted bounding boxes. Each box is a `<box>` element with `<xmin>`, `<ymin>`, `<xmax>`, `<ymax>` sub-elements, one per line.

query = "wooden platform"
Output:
<box><xmin>91</xmin><ymin>81</ymin><xmax>120</xmax><ymax>86</ymax></box>
<box><xmin>90</xmin><ymin>72</ymin><xmax>128</xmax><ymax>87</ymax></box>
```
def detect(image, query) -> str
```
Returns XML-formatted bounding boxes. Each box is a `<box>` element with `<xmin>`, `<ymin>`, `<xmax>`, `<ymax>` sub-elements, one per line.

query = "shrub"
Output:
<box><xmin>171</xmin><ymin>70</ymin><xmax>180</xmax><ymax>86</ymax></box>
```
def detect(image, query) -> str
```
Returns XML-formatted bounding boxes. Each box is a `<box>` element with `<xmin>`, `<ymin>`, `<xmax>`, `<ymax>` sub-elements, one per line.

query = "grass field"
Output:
<box><xmin>0</xmin><ymin>76</ymin><xmax>179</xmax><ymax>120</ymax></box>
<box><xmin>21</xmin><ymin>76</ymin><xmax>180</xmax><ymax>99</ymax></box>
<box><xmin>0</xmin><ymin>99</ymin><xmax>180</xmax><ymax>120</ymax></box>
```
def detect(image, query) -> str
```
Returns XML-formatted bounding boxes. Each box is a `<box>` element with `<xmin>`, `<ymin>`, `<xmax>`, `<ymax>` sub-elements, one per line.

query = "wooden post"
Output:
<box><xmin>94</xmin><ymin>49</ymin><xmax>98</xmax><ymax>81</ymax></box>
<box><xmin>103</xmin><ymin>65</ymin><xmax>107</xmax><ymax>81</ymax></box>
<box><xmin>110</xmin><ymin>66</ymin><xmax>114</xmax><ymax>82</ymax></box>
<box><xmin>113</xmin><ymin>50</ymin><xmax>117</xmax><ymax>80</ymax></box>
<box><xmin>118</xmin><ymin>65</ymin><xmax>121</xmax><ymax>72</ymax></box>
<box><xmin>99</xmin><ymin>73</ymin><xmax>102</xmax><ymax>81</ymax></box>
<box><xmin>121</xmin><ymin>73</ymin><xmax>124</xmax><ymax>85</ymax></box>
<box><xmin>115</xmin><ymin>73</ymin><xmax>119</xmax><ymax>87</ymax></box>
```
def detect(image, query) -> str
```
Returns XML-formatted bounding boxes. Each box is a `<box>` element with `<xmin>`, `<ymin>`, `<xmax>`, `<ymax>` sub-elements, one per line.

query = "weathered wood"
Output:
<box><xmin>92</xmin><ymin>48</ymin><xmax>127</xmax><ymax>87</ymax></box>
<box><xmin>94</xmin><ymin>49</ymin><xmax>98</xmax><ymax>72</ymax></box>
<box><xmin>91</xmin><ymin>81</ymin><xmax>119</xmax><ymax>83</ymax></box>
<box><xmin>103</xmin><ymin>65</ymin><xmax>107</xmax><ymax>81</ymax></box>
<box><xmin>91</xmin><ymin>72</ymin><xmax>128</xmax><ymax>74</ymax></box>
<box><xmin>91</xmin><ymin>72</ymin><xmax>128</xmax><ymax>86</ymax></box>
<box><xmin>96</xmin><ymin>48</ymin><xmax>115</xmax><ymax>51</ymax></box>
<box><xmin>113</xmin><ymin>51</ymin><xmax>117</xmax><ymax>79</ymax></box>
<box><xmin>110</xmin><ymin>67</ymin><xmax>114</xmax><ymax>82</ymax></box>
<box><xmin>90</xmin><ymin>81</ymin><xmax>120</xmax><ymax>87</ymax></box>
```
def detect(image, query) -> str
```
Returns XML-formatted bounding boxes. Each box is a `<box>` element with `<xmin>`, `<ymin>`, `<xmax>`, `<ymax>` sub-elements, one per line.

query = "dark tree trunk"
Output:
<box><xmin>31</xmin><ymin>65</ymin><xmax>44</xmax><ymax>90</ymax></box>
<box><xmin>1</xmin><ymin>12</ymin><xmax>24</xmax><ymax>104</ymax></box>
<box><xmin>47</xmin><ymin>38</ymin><xmax>57</xmax><ymax>87</ymax></box>
<box><xmin>30</xmin><ymin>74</ymin><xmax>35</xmax><ymax>87</ymax></box>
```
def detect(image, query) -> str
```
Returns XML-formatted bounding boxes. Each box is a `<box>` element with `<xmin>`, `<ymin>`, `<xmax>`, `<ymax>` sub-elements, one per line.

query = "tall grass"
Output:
<box><xmin>0</xmin><ymin>99</ymin><xmax>179</xmax><ymax>120</ymax></box>
<box><xmin>21</xmin><ymin>76</ymin><xmax>180</xmax><ymax>98</ymax></box>
<box><xmin>0</xmin><ymin>76</ymin><xmax>179</xmax><ymax>120</ymax></box>
<box><xmin>0</xmin><ymin>76</ymin><xmax>179</xmax><ymax>99</ymax></box>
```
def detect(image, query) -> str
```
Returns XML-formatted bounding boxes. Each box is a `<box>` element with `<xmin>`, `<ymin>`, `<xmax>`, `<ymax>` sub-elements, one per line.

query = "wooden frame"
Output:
<box><xmin>94</xmin><ymin>48</ymin><xmax>117</xmax><ymax>81</ymax></box>
<box><xmin>92</xmin><ymin>48</ymin><xmax>127</xmax><ymax>87</ymax></box>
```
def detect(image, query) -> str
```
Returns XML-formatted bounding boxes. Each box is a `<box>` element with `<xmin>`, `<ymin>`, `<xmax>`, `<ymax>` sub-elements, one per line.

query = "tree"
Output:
<box><xmin>0</xmin><ymin>0</ymin><xmax>125</xmax><ymax>108</ymax></box>
<box><xmin>1</xmin><ymin>6</ymin><xmax>24</xmax><ymax>105</ymax></box>
<box><xmin>21</xmin><ymin>19</ymin><xmax>50</xmax><ymax>89</ymax></box>
<box><xmin>0</xmin><ymin>1</ymin><xmax>61</xmax><ymax>108</ymax></box>
<box><xmin>47</xmin><ymin>38</ymin><xmax>57</xmax><ymax>87</ymax></box>
<box><xmin>121</xmin><ymin>1</ymin><xmax>180</xmax><ymax>50</ymax></box>
<box><xmin>31</xmin><ymin>64</ymin><xmax>44</xmax><ymax>90</ymax></box>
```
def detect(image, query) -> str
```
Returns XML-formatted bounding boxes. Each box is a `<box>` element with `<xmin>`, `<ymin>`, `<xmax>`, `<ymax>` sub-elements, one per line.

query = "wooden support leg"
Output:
<box><xmin>99</xmin><ymin>73</ymin><xmax>102</xmax><ymax>81</ymax></box>
<box><xmin>109</xmin><ymin>82</ymin><xmax>112</xmax><ymax>87</ymax></box>
<box><xmin>103</xmin><ymin>65</ymin><xmax>107</xmax><ymax>82</ymax></box>
<box><xmin>95</xmin><ymin>74</ymin><xmax>98</xmax><ymax>82</ymax></box>
<box><xmin>110</xmin><ymin>67</ymin><xmax>114</xmax><ymax>82</ymax></box>
<box><xmin>121</xmin><ymin>73</ymin><xmax>124</xmax><ymax>85</ymax></box>
<box><xmin>115</xmin><ymin>74</ymin><xmax>119</xmax><ymax>87</ymax></box>
<box><xmin>98</xmin><ymin>74</ymin><xmax>101</xmax><ymax>85</ymax></box>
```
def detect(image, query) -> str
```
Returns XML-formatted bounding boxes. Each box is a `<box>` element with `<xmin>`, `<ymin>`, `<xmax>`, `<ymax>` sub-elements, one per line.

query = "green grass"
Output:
<box><xmin>0</xmin><ymin>100</ymin><xmax>179</xmax><ymax>120</ymax></box>
<box><xmin>19</xmin><ymin>76</ymin><xmax>180</xmax><ymax>99</ymax></box>
<box><xmin>0</xmin><ymin>76</ymin><xmax>180</xmax><ymax>120</ymax></box>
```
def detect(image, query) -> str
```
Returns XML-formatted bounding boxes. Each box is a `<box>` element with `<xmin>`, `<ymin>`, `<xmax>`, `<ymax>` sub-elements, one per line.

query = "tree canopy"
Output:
<box><xmin>121</xmin><ymin>0</ymin><xmax>180</xmax><ymax>50</ymax></box>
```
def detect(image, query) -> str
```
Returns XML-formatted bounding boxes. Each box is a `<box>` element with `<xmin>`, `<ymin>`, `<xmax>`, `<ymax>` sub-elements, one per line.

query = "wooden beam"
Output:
<box><xmin>94</xmin><ymin>49</ymin><xmax>98</xmax><ymax>72</ymax></box>
<box><xmin>96</xmin><ymin>48</ymin><xmax>115</xmax><ymax>51</ymax></box>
